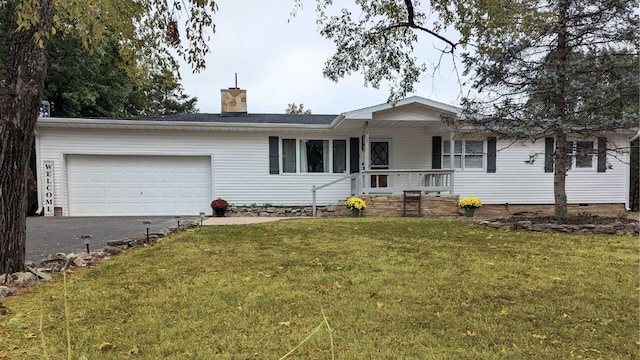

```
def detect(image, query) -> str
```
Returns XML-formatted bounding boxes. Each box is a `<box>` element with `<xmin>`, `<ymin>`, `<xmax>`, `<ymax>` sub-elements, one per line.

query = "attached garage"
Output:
<box><xmin>66</xmin><ymin>155</ymin><xmax>212</xmax><ymax>216</ymax></box>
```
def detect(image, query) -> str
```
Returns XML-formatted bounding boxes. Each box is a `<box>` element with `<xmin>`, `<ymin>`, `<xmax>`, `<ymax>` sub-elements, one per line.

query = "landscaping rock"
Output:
<box><xmin>481</xmin><ymin>216</ymin><xmax>638</xmax><ymax>235</ymax></box>
<box><xmin>40</xmin><ymin>257</ymin><xmax>69</xmax><ymax>271</ymax></box>
<box><xmin>25</xmin><ymin>266</ymin><xmax>52</xmax><ymax>282</ymax></box>
<box><xmin>0</xmin><ymin>286</ymin><xmax>12</xmax><ymax>297</ymax></box>
<box><xmin>12</xmin><ymin>272</ymin><xmax>37</xmax><ymax>286</ymax></box>
<box><xmin>107</xmin><ymin>238</ymin><xmax>133</xmax><ymax>247</ymax></box>
<box><xmin>104</xmin><ymin>246</ymin><xmax>125</xmax><ymax>255</ymax></box>
<box><xmin>67</xmin><ymin>252</ymin><xmax>91</xmax><ymax>260</ymax></box>
<box><xmin>73</xmin><ymin>257</ymin><xmax>87</xmax><ymax>268</ymax></box>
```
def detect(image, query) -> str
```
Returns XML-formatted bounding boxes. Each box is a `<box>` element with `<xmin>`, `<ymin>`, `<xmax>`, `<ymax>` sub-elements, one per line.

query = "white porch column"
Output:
<box><xmin>363</xmin><ymin>121</ymin><xmax>370</xmax><ymax>171</ymax></box>
<box><xmin>363</xmin><ymin>121</ymin><xmax>370</xmax><ymax>193</ymax></box>
<box><xmin>449</xmin><ymin>130</ymin><xmax>455</xmax><ymax>170</ymax></box>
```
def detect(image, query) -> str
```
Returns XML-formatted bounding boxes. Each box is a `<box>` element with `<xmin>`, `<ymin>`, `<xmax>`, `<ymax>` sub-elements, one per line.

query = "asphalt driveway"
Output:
<box><xmin>26</xmin><ymin>216</ymin><xmax>204</xmax><ymax>263</ymax></box>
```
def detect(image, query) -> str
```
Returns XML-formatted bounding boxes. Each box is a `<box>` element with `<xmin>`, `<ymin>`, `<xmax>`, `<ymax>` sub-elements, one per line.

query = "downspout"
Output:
<box><xmin>34</xmin><ymin>129</ymin><xmax>43</xmax><ymax>214</ymax></box>
<box><xmin>626</xmin><ymin>131</ymin><xmax>639</xmax><ymax>210</ymax></box>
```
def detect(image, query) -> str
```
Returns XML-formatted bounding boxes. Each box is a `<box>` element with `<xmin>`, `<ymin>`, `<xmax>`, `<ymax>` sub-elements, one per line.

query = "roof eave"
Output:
<box><xmin>36</xmin><ymin>117</ymin><xmax>335</xmax><ymax>131</ymax></box>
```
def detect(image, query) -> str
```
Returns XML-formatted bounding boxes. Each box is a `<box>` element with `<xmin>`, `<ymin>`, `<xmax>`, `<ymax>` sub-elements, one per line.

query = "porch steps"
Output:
<box><xmin>402</xmin><ymin>190</ymin><xmax>422</xmax><ymax>217</ymax></box>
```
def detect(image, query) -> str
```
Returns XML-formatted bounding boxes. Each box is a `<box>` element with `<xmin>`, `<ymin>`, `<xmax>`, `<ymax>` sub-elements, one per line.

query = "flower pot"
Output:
<box><xmin>464</xmin><ymin>208</ymin><xmax>476</xmax><ymax>217</ymax></box>
<box><xmin>351</xmin><ymin>208</ymin><xmax>361</xmax><ymax>217</ymax></box>
<box><xmin>214</xmin><ymin>208</ymin><xmax>227</xmax><ymax>217</ymax></box>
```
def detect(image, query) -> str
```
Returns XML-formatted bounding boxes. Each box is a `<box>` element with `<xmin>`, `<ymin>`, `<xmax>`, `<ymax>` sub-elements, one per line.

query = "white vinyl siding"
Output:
<box><xmin>453</xmin><ymin>135</ymin><xmax>628</xmax><ymax>204</ymax></box>
<box><xmin>37</xmin><ymin>128</ymin><xmax>352</xmax><ymax>213</ymax></box>
<box><xmin>368</xmin><ymin>129</ymin><xmax>429</xmax><ymax>169</ymax></box>
<box><xmin>36</xmin><ymin>125</ymin><xmax>630</xmax><ymax>215</ymax></box>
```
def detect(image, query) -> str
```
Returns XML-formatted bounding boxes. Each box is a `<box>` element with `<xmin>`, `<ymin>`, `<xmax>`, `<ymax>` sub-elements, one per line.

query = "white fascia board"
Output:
<box><xmin>36</xmin><ymin>117</ymin><xmax>335</xmax><ymax>132</ymax></box>
<box><xmin>342</xmin><ymin>96</ymin><xmax>461</xmax><ymax>120</ymax></box>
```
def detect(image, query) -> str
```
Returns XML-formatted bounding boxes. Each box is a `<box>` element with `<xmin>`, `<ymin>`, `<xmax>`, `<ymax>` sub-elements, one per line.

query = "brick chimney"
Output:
<box><xmin>221</xmin><ymin>88</ymin><xmax>247</xmax><ymax>115</ymax></box>
<box><xmin>221</xmin><ymin>74</ymin><xmax>247</xmax><ymax>115</ymax></box>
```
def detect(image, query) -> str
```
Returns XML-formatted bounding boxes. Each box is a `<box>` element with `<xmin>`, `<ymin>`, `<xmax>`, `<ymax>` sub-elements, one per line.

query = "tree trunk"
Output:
<box><xmin>0</xmin><ymin>0</ymin><xmax>54</xmax><ymax>274</ymax></box>
<box><xmin>552</xmin><ymin>0</ymin><xmax>570</xmax><ymax>217</ymax></box>
<box><xmin>631</xmin><ymin>138</ymin><xmax>639</xmax><ymax>212</ymax></box>
<box><xmin>553</xmin><ymin>131</ymin><xmax>569</xmax><ymax>216</ymax></box>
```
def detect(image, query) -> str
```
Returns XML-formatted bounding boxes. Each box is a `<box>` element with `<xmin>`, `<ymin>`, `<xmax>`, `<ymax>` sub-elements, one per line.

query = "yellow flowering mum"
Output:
<box><xmin>345</xmin><ymin>197</ymin><xmax>366</xmax><ymax>210</ymax></box>
<box><xmin>458</xmin><ymin>197</ymin><xmax>483</xmax><ymax>209</ymax></box>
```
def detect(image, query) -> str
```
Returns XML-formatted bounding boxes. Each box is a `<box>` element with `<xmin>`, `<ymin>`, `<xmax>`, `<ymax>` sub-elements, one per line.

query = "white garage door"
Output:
<box><xmin>67</xmin><ymin>155</ymin><xmax>212</xmax><ymax>216</ymax></box>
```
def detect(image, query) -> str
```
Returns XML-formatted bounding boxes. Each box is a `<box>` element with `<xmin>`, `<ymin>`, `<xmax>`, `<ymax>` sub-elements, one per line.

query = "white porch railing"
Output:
<box><xmin>310</xmin><ymin>169</ymin><xmax>454</xmax><ymax>217</ymax></box>
<box><xmin>359</xmin><ymin>169</ymin><xmax>454</xmax><ymax>195</ymax></box>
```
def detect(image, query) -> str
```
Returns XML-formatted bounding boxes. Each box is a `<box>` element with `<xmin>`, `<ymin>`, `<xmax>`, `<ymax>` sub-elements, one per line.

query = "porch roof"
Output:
<box><xmin>332</xmin><ymin>96</ymin><xmax>460</xmax><ymax>132</ymax></box>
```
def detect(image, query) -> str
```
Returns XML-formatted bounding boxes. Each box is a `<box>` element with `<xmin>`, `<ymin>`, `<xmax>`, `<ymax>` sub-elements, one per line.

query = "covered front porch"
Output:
<box><xmin>338</xmin><ymin>96</ymin><xmax>460</xmax><ymax>196</ymax></box>
<box><xmin>312</xmin><ymin>96</ymin><xmax>464</xmax><ymax>215</ymax></box>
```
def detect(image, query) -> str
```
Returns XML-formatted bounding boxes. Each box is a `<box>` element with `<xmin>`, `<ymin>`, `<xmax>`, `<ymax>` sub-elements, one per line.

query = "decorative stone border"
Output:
<box><xmin>225</xmin><ymin>195</ymin><xmax>460</xmax><ymax>218</ymax></box>
<box><xmin>0</xmin><ymin>221</ymin><xmax>200</xmax><ymax>302</ymax></box>
<box><xmin>478</xmin><ymin>219</ymin><xmax>639</xmax><ymax>235</ymax></box>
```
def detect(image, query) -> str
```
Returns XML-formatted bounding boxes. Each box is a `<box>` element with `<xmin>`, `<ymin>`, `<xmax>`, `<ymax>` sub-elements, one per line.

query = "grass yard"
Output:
<box><xmin>1</xmin><ymin>218</ymin><xmax>638</xmax><ymax>359</ymax></box>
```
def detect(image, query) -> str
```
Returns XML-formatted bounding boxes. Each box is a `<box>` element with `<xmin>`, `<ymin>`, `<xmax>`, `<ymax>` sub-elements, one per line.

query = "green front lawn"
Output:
<box><xmin>1</xmin><ymin>218</ymin><xmax>637</xmax><ymax>359</ymax></box>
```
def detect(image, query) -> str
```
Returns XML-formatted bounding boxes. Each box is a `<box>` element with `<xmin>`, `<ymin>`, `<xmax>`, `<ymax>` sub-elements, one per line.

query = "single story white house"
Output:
<box><xmin>35</xmin><ymin>88</ymin><xmax>635</xmax><ymax>216</ymax></box>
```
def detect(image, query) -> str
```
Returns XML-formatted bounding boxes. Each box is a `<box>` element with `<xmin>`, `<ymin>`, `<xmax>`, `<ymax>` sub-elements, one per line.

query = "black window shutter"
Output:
<box><xmin>268</xmin><ymin>136</ymin><xmax>279</xmax><ymax>174</ymax></box>
<box><xmin>487</xmin><ymin>137</ymin><xmax>497</xmax><ymax>173</ymax></box>
<box><xmin>597</xmin><ymin>137</ymin><xmax>607</xmax><ymax>172</ymax></box>
<box><xmin>544</xmin><ymin>137</ymin><xmax>555</xmax><ymax>173</ymax></box>
<box><xmin>350</xmin><ymin>137</ymin><xmax>360</xmax><ymax>173</ymax></box>
<box><xmin>432</xmin><ymin>136</ymin><xmax>442</xmax><ymax>169</ymax></box>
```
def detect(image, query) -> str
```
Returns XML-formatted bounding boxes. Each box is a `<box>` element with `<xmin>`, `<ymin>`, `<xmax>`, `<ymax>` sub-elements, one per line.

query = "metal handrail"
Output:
<box><xmin>311</xmin><ymin>173</ymin><xmax>359</xmax><ymax>217</ymax></box>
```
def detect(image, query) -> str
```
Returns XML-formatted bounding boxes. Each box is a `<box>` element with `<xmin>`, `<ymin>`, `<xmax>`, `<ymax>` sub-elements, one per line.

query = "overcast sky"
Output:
<box><xmin>178</xmin><ymin>1</ymin><xmax>467</xmax><ymax>115</ymax></box>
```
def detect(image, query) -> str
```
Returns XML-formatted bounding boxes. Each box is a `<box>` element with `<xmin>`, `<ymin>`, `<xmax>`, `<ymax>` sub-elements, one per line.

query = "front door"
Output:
<box><xmin>371</xmin><ymin>141</ymin><xmax>389</xmax><ymax>188</ymax></box>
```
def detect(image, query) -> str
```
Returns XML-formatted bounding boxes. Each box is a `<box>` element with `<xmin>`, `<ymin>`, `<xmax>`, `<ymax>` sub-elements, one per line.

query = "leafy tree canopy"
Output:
<box><xmin>43</xmin><ymin>32</ymin><xmax>198</xmax><ymax>118</ymax></box>
<box><xmin>295</xmin><ymin>0</ymin><xmax>458</xmax><ymax>102</ymax></box>
<box><xmin>306</xmin><ymin>0</ymin><xmax>638</xmax><ymax>217</ymax></box>
<box><xmin>0</xmin><ymin>0</ymin><xmax>216</xmax><ymax>273</ymax></box>
<box><xmin>431</xmin><ymin>0</ymin><xmax>639</xmax><ymax>140</ymax></box>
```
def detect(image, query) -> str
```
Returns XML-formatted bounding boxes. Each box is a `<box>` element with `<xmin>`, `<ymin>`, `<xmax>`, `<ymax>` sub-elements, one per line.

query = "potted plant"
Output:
<box><xmin>345</xmin><ymin>197</ymin><xmax>366</xmax><ymax>217</ymax></box>
<box><xmin>211</xmin><ymin>198</ymin><xmax>229</xmax><ymax>217</ymax></box>
<box><xmin>458</xmin><ymin>197</ymin><xmax>482</xmax><ymax>217</ymax></box>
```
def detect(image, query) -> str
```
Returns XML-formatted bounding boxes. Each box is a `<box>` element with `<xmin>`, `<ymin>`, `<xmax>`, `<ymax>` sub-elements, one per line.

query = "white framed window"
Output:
<box><xmin>282</xmin><ymin>139</ymin><xmax>296</xmax><ymax>173</ymax></box>
<box><xmin>443</xmin><ymin>140</ymin><xmax>485</xmax><ymax>170</ymax></box>
<box><xmin>280</xmin><ymin>138</ymin><xmax>347</xmax><ymax>174</ymax></box>
<box><xmin>567</xmin><ymin>140</ymin><xmax>595</xmax><ymax>169</ymax></box>
<box><xmin>300</xmin><ymin>139</ymin><xmax>329</xmax><ymax>173</ymax></box>
<box><xmin>333</xmin><ymin>140</ymin><xmax>347</xmax><ymax>173</ymax></box>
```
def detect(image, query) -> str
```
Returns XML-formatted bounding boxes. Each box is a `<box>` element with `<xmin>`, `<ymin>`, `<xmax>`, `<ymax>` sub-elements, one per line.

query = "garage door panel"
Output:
<box><xmin>67</xmin><ymin>155</ymin><xmax>212</xmax><ymax>216</ymax></box>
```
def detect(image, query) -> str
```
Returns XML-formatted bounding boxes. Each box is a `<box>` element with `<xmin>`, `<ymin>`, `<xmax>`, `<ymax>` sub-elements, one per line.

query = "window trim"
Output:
<box><xmin>442</xmin><ymin>139</ymin><xmax>486</xmax><ymax>171</ymax></box>
<box><xmin>545</xmin><ymin>137</ymin><xmax>603</xmax><ymax>173</ymax></box>
<box><xmin>568</xmin><ymin>140</ymin><xmax>596</xmax><ymax>170</ymax></box>
<box><xmin>277</xmin><ymin>137</ymin><xmax>351</xmax><ymax>175</ymax></box>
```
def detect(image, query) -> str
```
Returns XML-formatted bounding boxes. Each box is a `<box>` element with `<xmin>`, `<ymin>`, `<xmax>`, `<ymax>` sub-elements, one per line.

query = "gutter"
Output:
<box><xmin>36</xmin><ymin>117</ymin><xmax>336</xmax><ymax>131</ymax></box>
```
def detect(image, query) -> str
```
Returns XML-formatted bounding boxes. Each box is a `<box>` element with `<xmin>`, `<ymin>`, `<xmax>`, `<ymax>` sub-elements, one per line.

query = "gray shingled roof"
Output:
<box><xmin>122</xmin><ymin>113</ymin><xmax>338</xmax><ymax>125</ymax></box>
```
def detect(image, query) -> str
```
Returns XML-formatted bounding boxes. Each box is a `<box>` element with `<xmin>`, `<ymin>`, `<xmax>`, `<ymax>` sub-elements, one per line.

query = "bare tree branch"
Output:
<box><xmin>378</xmin><ymin>0</ymin><xmax>457</xmax><ymax>50</ymax></box>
